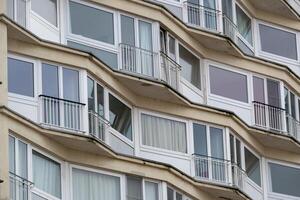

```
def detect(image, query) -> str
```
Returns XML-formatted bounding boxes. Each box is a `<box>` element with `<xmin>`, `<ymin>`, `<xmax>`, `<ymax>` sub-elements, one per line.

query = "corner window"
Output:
<box><xmin>31</xmin><ymin>0</ymin><xmax>57</xmax><ymax>26</ymax></box>
<box><xmin>209</xmin><ymin>66</ymin><xmax>248</xmax><ymax>103</ymax></box>
<box><xmin>8</xmin><ymin>58</ymin><xmax>34</xmax><ymax>97</ymax></box>
<box><xmin>109</xmin><ymin>94</ymin><xmax>132</xmax><ymax>140</ymax></box>
<box><xmin>69</xmin><ymin>1</ymin><xmax>114</xmax><ymax>45</ymax></box>
<box><xmin>244</xmin><ymin>148</ymin><xmax>261</xmax><ymax>186</ymax></box>
<box><xmin>259</xmin><ymin>24</ymin><xmax>298</xmax><ymax>61</ymax></box>
<box><xmin>72</xmin><ymin>168</ymin><xmax>121</xmax><ymax>200</ymax></box>
<box><xmin>269</xmin><ymin>162</ymin><xmax>300</xmax><ymax>197</ymax></box>
<box><xmin>141</xmin><ymin>113</ymin><xmax>187</xmax><ymax>153</ymax></box>
<box><xmin>236</xmin><ymin>5</ymin><xmax>252</xmax><ymax>45</ymax></box>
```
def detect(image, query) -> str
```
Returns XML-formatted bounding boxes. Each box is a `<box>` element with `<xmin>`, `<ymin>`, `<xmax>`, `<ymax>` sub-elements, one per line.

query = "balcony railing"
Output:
<box><xmin>39</xmin><ymin>95</ymin><xmax>85</xmax><ymax>132</ymax></box>
<box><xmin>88</xmin><ymin>110</ymin><xmax>110</xmax><ymax>141</ymax></box>
<box><xmin>193</xmin><ymin>154</ymin><xmax>231</xmax><ymax>184</ymax></box>
<box><xmin>184</xmin><ymin>2</ymin><xmax>221</xmax><ymax>31</ymax></box>
<box><xmin>223</xmin><ymin>15</ymin><xmax>237</xmax><ymax>42</ymax></box>
<box><xmin>119</xmin><ymin>43</ymin><xmax>158</xmax><ymax>78</ymax></box>
<box><xmin>9</xmin><ymin>173</ymin><xmax>33</xmax><ymax>200</ymax></box>
<box><xmin>253</xmin><ymin>101</ymin><xmax>285</xmax><ymax>132</ymax></box>
<box><xmin>160</xmin><ymin>52</ymin><xmax>181</xmax><ymax>90</ymax></box>
<box><xmin>286</xmin><ymin>114</ymin><xmax>300</xmax><ymax>140</ymax></box>
<box><xmin>231</xmin><ymin>164</ymin><xmax>247</xmax><ymax>190</ymax></box>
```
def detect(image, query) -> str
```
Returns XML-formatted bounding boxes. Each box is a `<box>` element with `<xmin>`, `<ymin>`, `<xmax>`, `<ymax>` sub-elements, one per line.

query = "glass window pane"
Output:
<box><xmin>284</xmin><ymin>88</ymin><xmax>289</xmax><ymax>113</ymax></box>
<box><xmin>8</xmin><ymin>58</ymin><xmax>34</xmax><ymax>97</ymax></box>
<box><xmin>121</xmin><ymin>15</ymin><xmax>135</xmax><ymax>46</ymax></box>
<box><xmin>193</xmin><ymin>123</ymin><xmax>207</xmax><ymax>156</ymax></box>
<box><xmin>167</xmin><ymin>187</ymin><xmax>174</xmax><ymax>200</ymax></box>
<box><xmin>145</xmin><ymin>182</ymin><xmax>158</xmax><ymax>200</ymax></box>
<box><xmin>72</xmin><ymin>168</ymin><xmax>120</xmax><ymax>200</ymax></box>
<box><xmin>267</xmin><ymin>79</ymin><xmax>280</xmax><ymax>107</ymax></box>
<box><xmin>17</xmin><ymin>0</ymin><xmax>26</xmax><ymax>27</ymax></box>
<box><xmin>33</xmin><ymin>151</ymin><xmax>61</xmax><ymax>198</ymax></box>
<box><xmin>87</xmin><ymin>78</ymin><xmax>95</xmax><ymax>112</ymax></box>
<box><xmin>63</xmin><ymin>68</ymin><xmax>79</xmax><ymax>102</ymax></box>
<box><xmin>236</xmin><ymin>5</ymin><xmax>252</xmax><ymax>44</ymax></box>
<box><xmin>141</xmin><ymin>113</ymin><xmax>187</xmax><ymax>153</ymax></box>
<box><xmin>97</xmin><ymin>84</ymin><xmax>104</xmax><ymax>117</ymax></box>
<box><xmin>69</xmin><ymin>1</ymin><xmax>114</xmax><ymax>44</ymax></box>
<box><xmin>168</xmin><ymin>36</ymin><xmax>176</xmax><ymax>61</ymax></box>
<box><xmin>259</xmin><ymin>24</ymin><xmax>298</xmax><ymax>60</ymax></box>
<box><xmin>139</xmin><ymin>21</ymin><xmax>152</xmax><ymax>50</ymax></box>
<box><xmin>109</xmin><ymin>94</ymin><xmax>132</xmax><ymax>140</ymax></box>
<box><xmin>244</xmin><ymin>148</ymin><xmax>261</xmax><ymax>186</ymax></box>
<box><xmin>229</xmin><ymin>134</ymin><xmax>235</xmax><ymax>163</ymax></box>
<box><xmin>176</xmin><ymin>192</ymin><xmax>183</xmax><ymax>200</ymax></box>
<box><xmin>236</xmin><ymin>139</ymin><xmax>241</xmax><ymax>167</ymax></box>
<box><xmin>31</xmin><ymin>0</ymin><xmax>57</xmax><ymax>26</ymax></box>
<box><xmin>209</xmin><ymin>66</ymin><xmax>248</xmax><ymax>103</ymax></box>
<box><xmin>253</xmin><ymin>76</ymin><xmax>265</xmax><ymax>103</ymax></box>
<box><xmin>179</xmin><ymin>45</ymin><xmax>200</xmax><ymax>89</ymax></box>
<box><xmin>222</xmin><ymin>0</ymin><xmax>233</xmax><ymax>20</ymax></box>
<box><xmin>210</xmin><ymin>127</ymin><xmax>224</xmax><ymax>159</ymax></box>
<box><xmin>290</xmin><ymin>92</ymin><xmax>296</xmax><ymax>118</ymax></box>
<box><xmin>42</xmin><ymin>64</ymin><xmax>59</xmax><ymax>97</ymax></box>
<box><xmin>18</xmin><ymin>141</ymin><xmax>27</xmax><ymax>179</ymax></box>
<box><xmin>269</xmin><ymin>163</ymin><xmax>300</xmax><ymax>197</ymax></box>
<box><xmin>6</xmin><ymin>0</ymin><xmax>14</xmax><ymax>20</ymax></box>
<box><xmin>32</xmin><ymin>193</ymin><xmax>47</xmax><ymax>200</ymax></box>
<box><xmin>9</xmin><ymin>136</ymin><xmax>15</xmax><ymax>173</ymax></box>
<box><xmin>127</xmin><ymin>176</ymin><xmax>142</xmax><ymax>200</ymax></box>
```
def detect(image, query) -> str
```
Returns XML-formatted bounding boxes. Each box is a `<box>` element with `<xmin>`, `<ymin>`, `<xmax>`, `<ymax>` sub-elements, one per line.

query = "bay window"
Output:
<box><xmin>209</xmin><ymin>66</ymin><xmax>248</xmax><ymax>103</ymax></box>
<box><xmin>236</xmin><ymin>5</ymin><xmax>252</xmax><ymax>45</ymax></box>
<box><xmin>141</xmin><ymin>113</ymin><xmax>187</xmax><ymax>153</ymax></box>
<box><xmin>269</xmin><ymin>162</ymin><xmax>300</xmax><ymax>198</ymax></box>
<box><xmin>31</xmin><ymin>0</ymin><xmax>57</xmax><ymax>26</ymax></box>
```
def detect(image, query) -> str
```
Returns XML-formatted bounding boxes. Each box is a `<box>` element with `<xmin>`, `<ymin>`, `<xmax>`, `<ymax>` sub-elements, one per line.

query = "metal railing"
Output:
<box><xmin>253</xmin><ymin>101</ymin><xmax>285</xmax><ymax>132</ymax></box>
<box><xmin>119</xmin><ymin>43</ymin><xmax>158</xmax><ymax>78</ymax></box>
<box><xmin>223</xmin><ymin>15</ymin><xmax>237</xmax><ymax>42</ymax></box>
<box><xmin>184</xmin><ymin>1</ymin><xmax>221</xmax><ymax>31</ymax></box>
<box><xmin>39</xmin><ymin>95</ymin><xmax>85</xmax><ymax>132</ymax></box>
<box><xmin>231</xmin><ymin>164</ymin><xmax>247</xmax><ymax>190</ymax></box>
<box><xmin>9</xmin><ymin>173</ymin><xmax>33</xmax><ymax>200</ymax></box>
<box><xmin>286</xmin><ymin>114</ymin><xmax>300</xmax><ymax>140</ymax></box>
<box><xmin>88</xmin><ymin>110</ymin><xmax>110</xmax><ymax>141</ymax></box>
<box><xmin>193</xmin><ymin>154</ymin><xmax>230</xmax><ymax>184</ymax></box>
<box><xmin>160</xmin><ymin>52</ymin><xmax>181</xmax><ymax>90</ymax></box>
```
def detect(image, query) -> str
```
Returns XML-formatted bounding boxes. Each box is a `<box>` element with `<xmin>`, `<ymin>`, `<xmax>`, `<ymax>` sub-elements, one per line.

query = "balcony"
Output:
<box><xmin>253</xmin><ymin>101</ymin><xmax>286</xmax><ymax>132</ymax></box>
<box><xmin>286</xmin><ymin>114</ymin><xmax>300</xmax><ymax>140</ymax></box>
<box><xmin>160</xmin><ymin>52</ymin><xmax>181</xmax><ymax>90</ymax></box>
<box><xmin>9</xmin><ymin>172</ymin><xmax>33</xmax><ymax>200</ymax></box>
<box><xmin>88</xmin><ymin>110</ymin><xmax>110</xmax><ymax>142</ymax></box>
<box><xmin>39</xmin><ymin>95</ymin><xmax>85</xmax><ymax>132</ymax></box>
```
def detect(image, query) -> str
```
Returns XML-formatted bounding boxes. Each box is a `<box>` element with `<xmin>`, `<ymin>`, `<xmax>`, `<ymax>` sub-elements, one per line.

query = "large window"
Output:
<box><xmin>31</xmin><ymin>0</ymin><xmax>57</xmax><ymax>26</ymax></box>
<box><xmin>209</xmin><ymin>66</ymin><xmax>248</xmax><ymax>103</ymax></box>
<box><xmin>69</xmin><ymin>1</ymin><xmax>114</xmax><ymax>45</ymax></box>
<box><xmin>244</xmin><ymin>148</ymin><xmax>261</xmax><ymax>186</ymax></box>
<box><xmin>141</xmin><ymin>113</ymin><xmax>187</xmax><ymax>153</ymax></box>
<box><xmin>33</xmin><ymin>151</ymin><xmax>61</xmax><ymax>198</ymax></box>
<box><xmin>236</xmin><ymin>5</ymin><xmax>252</xmax><ymax>45</ymax></box>
<box><xmin>109</xmin><ymin>94</ymin><xmax>132</xmax><ymax>140</ymax></box>
<box><xmin>8</xmin><ymin>58</ymin><xmax>34</xmax><ymax>97</ymax></box>
<box><xmin>259</xmin><ymin>24</ymin><xmax>298</xmax><ymax>60</ymax></box>
<box><xmin>179</xmin><ymin>44</ymin><xmax>201</xmax><ymax>89</ymax></box>
<box><xmin>72</xmin><ymin>168</ymin><xmax>120</xmax><ymax>200</ymax></box>
<box><xmin>269</xmin><ymin>162</ymin><xmax>300</xmax><ymax>197</ymax></box>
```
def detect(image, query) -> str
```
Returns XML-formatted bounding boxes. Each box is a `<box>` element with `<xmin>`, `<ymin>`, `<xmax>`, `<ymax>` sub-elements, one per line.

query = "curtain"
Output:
<box><xmin>139</xmin><ymin>21</ymin><xmax>153</xmax><ymax>76</ymax></box>
<box><xmin>33</xmin><ymin>151</ymin><xmax>61</xmax><ymax>198</ymax></box>
<box><xmin>141</xmin><ymin>114</ymin><xmax>187</xmax><ymax>153</ymax></box>
<box><xmin>72</xmin><ymin>168</ymin><xmax>120</xmax><ymax>200</ymax></box>
<box><xmin>145</xmin><ymin>182</ymin><xmax>158</xmax><ymax>200</ymax></box>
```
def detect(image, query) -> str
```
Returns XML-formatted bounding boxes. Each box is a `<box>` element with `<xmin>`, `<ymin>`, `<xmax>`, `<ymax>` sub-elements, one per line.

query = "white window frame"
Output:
<box><xmin>206</xmin><ymin>60</ymin><xmax>251</xmax><ymax>108</ymax></box>
<box><xmin>266</xmin><ymin>159</ymin><xmax>300</xmax><ymax>200</ymax></box>
<box><xmin>138</xmin><ymin>109</ymin><xmax>190</xmax><ymax>158</ymax></box>
<box><xmin>70</xmin><ymin>164</ymin><xmax>125</xmax><ymax>200</ymax></box>
<box><xmin>256</xmin><ymin>20</ymin><xmax>300</xmax><ymax>66</ymax></box>
<box><xmin>142</xmin><ymin>179</ymin><xmax>162</xmax><ymax>200</ymax></box>
<box><xmin>166</xmin><ymin>185</ymin><xmax>192</xmax><ymax>200</ymax></box>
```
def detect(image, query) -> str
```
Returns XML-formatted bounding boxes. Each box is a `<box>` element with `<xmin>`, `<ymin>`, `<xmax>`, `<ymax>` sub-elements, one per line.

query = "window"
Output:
<box><xmin>42</xmin><ymin>64</ymin><xmax>59</xmax><ymax>97</ymax></box>
<box><xmin>244</xmin><ymin>148</ymin><xmax>261</xmax><ymax>186</ymax></box>
<box><xmin>141</xmin><ymin>113</ymin><xmax>187</xmax><ymax>153</ymax></box>
<box><xmin>236</xmin><ymin>5</ymin><xmax>252</xmax><ymax>44</ymax></box>
<box><xmin>267</xmin><ymin>79</ymin><xmax>280</xmax><ymax>107</ymax></box>
<box><xmin>209</xmin><ymin>66</ymin><xmax>248</xmax><ymax>103</ymax></box>
<box><xmin>63</xmin><ymin>68</ymin><xmax>79</xmax><ymax>102</ymax></box>
<box><xmin>222</xmin><ymin>0</ymin><xmax>233</xmax><ymax>20</ymax></box>
<box><xmin>253</xmin><ymin>76</ymin><xmax>265</xmax><ymax>103</ymax></box>
<box><xmin>269</xmin><ymin>163</ymin><xmax>300</xmax><ymax>197</ymax></box>
<box><xmin>8</xmin><ymin>58</ymin><xmax>34</xmax><ymax>97</ymax></box>
<box><xmin>33</xmin><ymin>151</ymin><xmax>61</xmax><ymax>198</ymax></box>
<box><xmin>121</xmin><ymin>15</ymin><xmax>135</xmax><ymax>46</ymax></box>
<box><xmin>145</xmin><ymin>181</ymin><xmax>159</xmax><ymax>200</ymax></box>
<box><xmin>179</xmin><ymin>44</ymin><xmax>200</xmax><ymax>89</ymax></box>
<box><xmin>87</xmin><ymin>78</ymin><xmax>104</xmax><ymax>116</ymax></box>
<box><xmin>167</xmin><ymin>187</ymin><xmax>185</xmax><ymax>200</ymax></box>
<box><xmin>72</xmin><ymin>168</ymin><xmax>120</xmax><ymax>200</ymax></box>
<box><xmin>127</xmin><ymin>176</ymin><xmax>143</xmax><ymax>200</ymax></box>
<box><xmin>31</xmin><ymin>0</ymin><xmax>57</xmax><ymax>26</ymax></box>
<box><xmin>69</xmin><ymin>1</ymin><xmax>114</xmax><ymax>44</ymax></box>
<box><xmin>259</xmin><ymin>24</ymin><xmax>298</xmax><ymax>60</ymax></box>
<box><xmin>109</xmin><ymin>94</ymin><xmax>132</xmax><ymax>140</ymax></box>
<box><xmin>6</xmin><ymin>0</ymin><xmax>26</xmax><ymax>27</ymax></box>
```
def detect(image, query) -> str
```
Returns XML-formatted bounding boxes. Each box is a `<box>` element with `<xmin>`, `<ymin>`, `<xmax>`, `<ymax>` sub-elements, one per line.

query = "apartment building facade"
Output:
<box><xmin>0</xmin><ymin>0</ymin><xmax>300</xmax><ymax>199</ymax></box>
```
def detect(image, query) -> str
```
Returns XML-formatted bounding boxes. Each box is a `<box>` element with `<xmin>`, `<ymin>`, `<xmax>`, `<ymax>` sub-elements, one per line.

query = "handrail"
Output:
<box><xmin>160</xmin><ymin>51</ymin><xmax>182</xmax><ymax>70</ymax></box>
<box><xmin>222</xmin><ymin>14</ymin><xmax>237</xmax><ymax>29</ymax></box>
<box><xmin>252</xmin><ymin>101</ymin><xmax>285</xmax><ymax>111</ymax></box>
<box><xmin>183</xmin><ymin>1</ymin><xmax>222</xmax><ymax>13</ymax></box>
<box><xmin>39</xmin><ymin>95</ymin><xmax>86</xmax><ymax>106</ymax></box>
<box><xmin>192</xmin><ymin>153</ymin><xmax>231</xmax><ymax>162</ymax></box>
<box><xmin>9</xmin><ymin>172</ymin><xmax>34</xmax><ymax>186</ymax></box>
<box><xmin>88</xmin><ymin>110</ymin><xmax>111</xmax><ymax>125</ymax></box>
<box><xmin>119</xmin><ymin>43</ymin><xmax>158</xmax><ymax>55</ymax></box>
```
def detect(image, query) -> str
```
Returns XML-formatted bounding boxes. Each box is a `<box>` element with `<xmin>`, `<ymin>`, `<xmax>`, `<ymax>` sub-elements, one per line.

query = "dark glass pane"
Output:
<box><xmin>63</xmin><ymin>68</ymin><xmax>79</xmax><ymax>102</ymax></box>
<box><xmin>210</xmin><ymin>127</ymin><xmax>224</xmax><ymax>159</ymax></box>
<box><xmin>193</xmin><ymin>123</ymin><xmax>207</xmax><ymax>156</ymax></box>
<box><xmin>244</xmin><ymin>148</ymin><xmax>261</xmax><ymax>186</ymax></box>
<box><xmin>87</xmin><ymin>77</ymin><xmax>95</xmax><ymax>111</ymax></box>
<box><xmin>253</xmin><ymin>76</ymin><xmax>265</xmax><ymax>103</ymax></box>
<box><xmin>42</xmin><ymin>63</ymin><xmax>59</xmax><ymax>97</ymax></box>
<box><xmin>167</xmin><ymin>187</ymin><xmax>174</xmax><ymax>200</ymax></box>
<box><xmin>126</xmin><ymin>176</ymin><xmax>142</xmax><ymax>200</ymax></box>
<box><xmin>267</xmin><ymin>79</ymin><xmax>280</xmax><ymax>107</ymax></box>
<box><xmin>97</xmin><ymin>84</ymin><xmax>104</xmax><ymax>116</ymax></box>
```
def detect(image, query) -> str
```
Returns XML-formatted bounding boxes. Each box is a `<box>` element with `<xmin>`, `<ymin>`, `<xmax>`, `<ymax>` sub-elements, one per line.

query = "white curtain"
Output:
<box><xmin>145</xmin><ymin>182</ymin><xmax>158</xmax><ymax>200</ymax></box>
<box><xmin>33</xmin><ymin>151</ymin><xmax>61</xmax><ymax>198</ymax></box>
<box><xmin>141</xmin><ymin>114</ymin><xmax>187</xmax><ymax>153</ymax></box>
<box><xmin>139</xmin><ymin>21</ymin><xmax>153</xmax><ymax>76</ymax></box>
<box><xmin>72</xmin><ymin>168</ymin><xmax>120</xmax><ymax>200</ymax></box>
